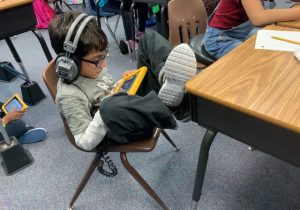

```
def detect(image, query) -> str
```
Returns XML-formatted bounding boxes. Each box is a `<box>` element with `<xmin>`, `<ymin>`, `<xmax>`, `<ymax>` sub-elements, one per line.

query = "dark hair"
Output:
<box><xmin>48</xmin><ymin>11</ymin><xmax>108</xmax><ymax>58</ymax></box>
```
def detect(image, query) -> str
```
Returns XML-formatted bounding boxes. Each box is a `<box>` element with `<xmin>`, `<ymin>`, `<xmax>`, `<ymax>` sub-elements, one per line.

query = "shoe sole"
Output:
<box><xmin>158</xmin><ymin>43</ymin><xmax>197</xmax><ymax>107</ymax></box>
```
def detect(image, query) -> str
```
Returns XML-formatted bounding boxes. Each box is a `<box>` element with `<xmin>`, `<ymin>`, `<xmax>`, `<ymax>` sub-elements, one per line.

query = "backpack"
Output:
<box><xmin>33</xmin><ymin>0</ymin><xmax>56</xmax><ymax>29</ymax></box>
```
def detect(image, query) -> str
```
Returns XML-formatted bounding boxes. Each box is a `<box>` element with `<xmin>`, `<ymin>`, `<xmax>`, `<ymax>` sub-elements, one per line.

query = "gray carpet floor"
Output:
<box><xmin>0</xmin><ymin>15</ymin><xmax>300</xmax><ymax>210</ymax></box>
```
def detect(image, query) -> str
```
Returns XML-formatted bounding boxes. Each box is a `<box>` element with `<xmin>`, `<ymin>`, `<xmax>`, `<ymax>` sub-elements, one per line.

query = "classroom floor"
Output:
<box><xmin>0</xmin><ymin>16</ymin><xmax>300</xmax><ymax>210</ymax></box>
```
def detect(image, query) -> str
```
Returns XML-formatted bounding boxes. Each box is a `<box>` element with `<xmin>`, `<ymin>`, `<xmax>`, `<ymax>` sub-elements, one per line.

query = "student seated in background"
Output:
<box><xmin>0</xmin><ymin>103</ymin><xmax>47</xmax><ymax>144</ymax></box>
<box><xmin>203</xmin><ymin>0</ymin><xmax>300</xmax><ymax>59</ymax></box>
<box><xmin>89</xmin><ymin>0</ymin><xmax>148</xmax><ymax>48</ymax></box>
<box><xmin>48</xmin><ymin>12</ymin><xmax>197</xmax><ymax>151</ymax></box>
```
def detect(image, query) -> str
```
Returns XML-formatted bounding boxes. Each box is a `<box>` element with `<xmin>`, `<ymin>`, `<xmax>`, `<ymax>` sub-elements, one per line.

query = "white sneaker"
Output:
<box><xmin>158</xmin><ymin>43</ymin><xmax>197</xmax><ymax>107</ymax></box>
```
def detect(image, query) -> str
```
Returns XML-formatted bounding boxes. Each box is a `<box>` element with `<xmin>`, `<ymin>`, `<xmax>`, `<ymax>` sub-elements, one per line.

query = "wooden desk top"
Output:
<box><xmin>186</xmin><ymin>25</ymin><xmax>300</xmax><ymax>133</ymax></box>
<box><xmin>0</xmin><ymin>0</ymin><xmax>32</xmax><ymax>11</ymax></box>
<box><xmin>277</xmin><ymin>20</ymin><xmax>300</xmax><ymax>29</ymax></box>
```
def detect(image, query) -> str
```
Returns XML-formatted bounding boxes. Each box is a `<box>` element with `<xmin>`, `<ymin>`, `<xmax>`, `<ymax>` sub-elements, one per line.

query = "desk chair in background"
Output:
<box><xmin>50</xmin><ymin>0</ymin><xmax>86</xmax><ymax>14</ymax></box>
<box><xmin>168</xmin><ymin>0</ymin><xmax>216</xmax><ymax>68</ymax></box>
<box><xmin>87</xmin><ymin>0</ymin><xmax>129</xmax><ymax>54</ymax></box>
<box><xmin>42</xmin><ymin>60</ymin><xmax>179</xmax><ymax>210</ymax></box>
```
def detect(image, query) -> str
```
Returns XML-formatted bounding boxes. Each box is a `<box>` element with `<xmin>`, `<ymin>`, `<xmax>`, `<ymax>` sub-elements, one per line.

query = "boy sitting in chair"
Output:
<box><xmin>48</xmin><ymin>11</ymin><xmax>197</xmax><ymax>151</ymax></box>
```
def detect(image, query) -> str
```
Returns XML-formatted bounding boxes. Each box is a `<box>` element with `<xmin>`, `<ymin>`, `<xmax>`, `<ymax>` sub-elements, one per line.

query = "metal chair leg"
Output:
<box><xmin>120</xmin><ymin>153</ymin><xmax>169</xmax><ymax>210</ymax></box>
<box><xmin>69</xmin><ymin>155</ymin><xmax>98</xmax><ymax>209</ymax></box>
<box><xmin>113</xmin><ymin>15</ymin><xmax>121</xmax><ymax>35</ymax></box>
<box><xmin>104</xmin><ymin>16</ymin><xmax>120</xmax><ymax>48</ymax></box>
<box><xmin>161</xmin><ymin>129</ymin><xmax>180</xmax><ymax>151</ymax></box>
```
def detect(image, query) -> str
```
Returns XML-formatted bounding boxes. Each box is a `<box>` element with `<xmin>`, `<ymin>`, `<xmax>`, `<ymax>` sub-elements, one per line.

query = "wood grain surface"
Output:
<box><xmin>186</xmin><ymin>25</ymin><xmax>300</xmax><ymax>133</ymax></box>
<box><xmin>0</xmin><ymin>0</ymin><xmax>32</xmax><ymax>11</ymax></box>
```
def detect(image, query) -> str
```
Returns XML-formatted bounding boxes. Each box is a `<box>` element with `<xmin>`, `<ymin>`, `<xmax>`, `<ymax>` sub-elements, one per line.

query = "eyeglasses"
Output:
<box><xmin>80</xmin><ymin>51</ymin><xmax>108</xmax><ymax>68</ymax></box>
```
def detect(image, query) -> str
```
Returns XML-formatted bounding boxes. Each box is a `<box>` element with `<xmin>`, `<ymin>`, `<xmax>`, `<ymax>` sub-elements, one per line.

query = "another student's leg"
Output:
<box><xmin>4</xmin><ymin>119</ymin><xmax>28</xmax><ymax>139</ymax></box>
<box><xmin>158</xmin><ymin>44</ymin><xmax>197</xmax><ymax>107</ymax></box>
<box><xmin>203</xmin><ymin>26</ymin><xmax>242</xmax><ymax>59</ymax></box>
<box><xmin>136</xmin><ymin>3</ymin><xmax>148</xmax><ymax>37</ymax></box>
<box><xmin>204</xmin><ymin>21</ymin><xmax>255</xmax><ymax>59</ymax></box>
<box><xmin>1</xmin><ymin>119</ymin><xmax>47</xmax><ymax>144</ymax></box>
<box><xmin>137</xmin><ymin>31</ymin><xmax>172</xmax><ymax>96</ymax></box>
<box><xmin>137</xmin><ymin>31</ymin><xmax>197</xmax><ymax>121</ymax></box>
<box><xmin>122</xmin><ymin>2</ymin><xmax>134</xmax><ymax>41</ymax></box>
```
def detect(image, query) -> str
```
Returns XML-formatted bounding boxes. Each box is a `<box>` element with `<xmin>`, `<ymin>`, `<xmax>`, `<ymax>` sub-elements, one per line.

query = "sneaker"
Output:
<box><xmin>26</xmin><ymin>125</ymin><xmax>35</xmax><ymax>130</ymax></box>
<box><xmin>18</xmin><ymin>128</ymin><xmax>47</xmax><ymax>144</ymax></box>
<box><xmin>171</xmin><ymin>95</ymin><xmax>191</xmax><ymax>122</ymax></box>
<box><xmin>158</xmin><ymin>43</ymin><xmax>197</xmax><ymax>107</ymax></box>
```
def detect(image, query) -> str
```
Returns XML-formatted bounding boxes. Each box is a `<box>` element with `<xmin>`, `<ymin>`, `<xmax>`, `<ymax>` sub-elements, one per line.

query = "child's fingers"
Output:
<box><xmin>122</xmin><ymin>70</ymin><xmax>136</xmax><ymax>77</ymax></box>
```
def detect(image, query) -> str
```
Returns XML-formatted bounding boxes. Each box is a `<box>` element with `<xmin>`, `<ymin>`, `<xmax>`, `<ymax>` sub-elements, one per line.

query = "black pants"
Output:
<box><xmin>0</xmin><ymin>119</ymin><xmax>29</xmax><ymax>141</ymax></box>
<box><xmin>136</xmin><ymin>31</ymin><xmax>172</xmax><ymax>96</ymax></box>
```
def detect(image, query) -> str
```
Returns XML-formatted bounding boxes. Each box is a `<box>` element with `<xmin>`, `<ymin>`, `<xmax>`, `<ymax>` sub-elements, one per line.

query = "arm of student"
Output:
<box><xmin>1</xmin><ymin>109</ymin><xmax>26</xmax><ymax>125</ymax></box>
<box><xmin>242</xmin><ymin>0</ymin><xmax>300</xmax><ymax>26</ymax></box>
<box><xmin>57</xmin><ymin>95</ymin><xmax>107</xmax><ymax>151</ymax></box>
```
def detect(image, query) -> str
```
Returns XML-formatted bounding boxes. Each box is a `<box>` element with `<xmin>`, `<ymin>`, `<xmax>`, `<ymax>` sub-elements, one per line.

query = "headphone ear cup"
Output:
<box><xmin>70</xmin><ymin>54</ymin><xmax>80</xmax><ymax>79</ymax></box>
<box><xmin>55</xmin><ymin>53</ymin><xmax>80</xmax><ymax>83</ymax></box>
<box><xmin>55</xmin><ymin>52</ymin><xmax>66</xmax><ymax>73</ymax></box>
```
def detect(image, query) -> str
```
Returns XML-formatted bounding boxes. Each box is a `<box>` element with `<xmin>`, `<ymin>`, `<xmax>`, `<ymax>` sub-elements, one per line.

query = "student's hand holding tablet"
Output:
<box><xmin>1</xmin><ymin>109</ymin><xmax>26</xmax><ymax>126</ymax></box>
<box><xmin>114</xmin><ymin>67</ymin><xmax>148</xmax><ymax>95</ymax></box>
<box><xmin>5</xmin><ymin>109</ymin><xmax>26</xmax><ymax>120</ymax></box>
<box><xmin>122</xmin><ymin>70</ymin><xmax>137</xmax><ymax>78</ymax></box>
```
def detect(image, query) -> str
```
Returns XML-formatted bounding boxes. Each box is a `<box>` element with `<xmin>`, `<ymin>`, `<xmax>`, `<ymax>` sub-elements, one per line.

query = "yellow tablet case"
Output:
<box><xmin>1</xmin><ymin>93</ymin><xmax>28</xmax><ymax>114</ymax></box>
<box><xmin>114</xmin><ymin>66</ymin><xmax>147</xmax><ymax>95</ymax></box>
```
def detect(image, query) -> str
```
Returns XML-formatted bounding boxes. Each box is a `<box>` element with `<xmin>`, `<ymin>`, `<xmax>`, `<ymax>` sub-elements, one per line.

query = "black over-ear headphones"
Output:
<box><xmin>55</xmin><ymin>13</ymin><xmax>96</xmax><ymax>83</ymax></box>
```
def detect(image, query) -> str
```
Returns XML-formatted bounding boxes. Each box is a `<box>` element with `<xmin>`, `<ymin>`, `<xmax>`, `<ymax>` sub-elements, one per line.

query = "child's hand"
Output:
<box><xmin>122</xmin><ymin>70</ymin><xmax>136</xmax><ymax>78</ymax></box>
<box><xmin>2</xmin><ymin>109</ymin><xmax>26</xmax><ymax>125</ymax></box>
<box><xmin>6</xmin><ymin>109</ymin><xmax>26</xmax><ymax>120</ymax></box>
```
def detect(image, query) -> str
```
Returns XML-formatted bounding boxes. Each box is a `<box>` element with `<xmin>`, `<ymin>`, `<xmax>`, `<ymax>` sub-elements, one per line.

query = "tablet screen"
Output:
<box><xmin>114</xmin><ymin>67</ymin><xmax>147</xmax><ymax>95</ymax></box>
<box><xmin>5</xmin><ymin>98</ymin><xmax>23</xmax><ymax>112</ymax></box>
<box><xmin>121</xmin><ymin>75</ymin><xmax>137</xmax><ymax>91</ymax></box>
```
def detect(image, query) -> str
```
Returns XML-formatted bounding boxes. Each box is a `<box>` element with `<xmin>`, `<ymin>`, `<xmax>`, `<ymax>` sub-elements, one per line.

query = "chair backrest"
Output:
<box><xmin>168</xmin><ymin>0</ymin><xmax>208</xmax><ymax>47</ymax></box>
<box><xmin>42</xmin><ymin>61</ymin><xmax>92</xmax><ymax>152</ymax></box>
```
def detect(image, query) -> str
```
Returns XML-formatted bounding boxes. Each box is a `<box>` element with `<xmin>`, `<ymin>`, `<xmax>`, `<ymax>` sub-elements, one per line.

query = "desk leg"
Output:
<box><xmin>191</xmin><ymin>129</ymin><xmax>217</xmax><ymax>210</ymax></box>
<box><xmin>31</xmin><ymin>29</ymin><xmax>53</xmax><ymax>62</ymax></box>
<box><xmin>5</xmin><ymin>38</ymin><xmax>31</xmax><ymax>82</ymax></box>
<box><xmin>5</xmin><ymin>37</ymin><xmax>46</xmax><ymax>105</ymax></box>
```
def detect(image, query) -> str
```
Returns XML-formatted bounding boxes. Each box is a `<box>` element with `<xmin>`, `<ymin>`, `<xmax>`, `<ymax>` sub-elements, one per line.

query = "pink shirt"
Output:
<box><xmin>209</xmin><ymin>0</ymin><xmax>249</xmax><ymax>29</ymax></box>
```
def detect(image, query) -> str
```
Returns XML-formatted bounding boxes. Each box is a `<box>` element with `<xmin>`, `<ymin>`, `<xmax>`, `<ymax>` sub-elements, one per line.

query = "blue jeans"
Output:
<box><xmin>203</xmin><ymin>20</ymin><xmax>257</xmax><ymax>59</ymax></box>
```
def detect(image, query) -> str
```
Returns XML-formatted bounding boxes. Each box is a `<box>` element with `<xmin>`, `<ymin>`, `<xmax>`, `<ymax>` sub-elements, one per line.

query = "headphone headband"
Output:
<box><xmin>63</xmin><ymin>13</ymin><xmax>95</xmax><ymax>54</ymax></box>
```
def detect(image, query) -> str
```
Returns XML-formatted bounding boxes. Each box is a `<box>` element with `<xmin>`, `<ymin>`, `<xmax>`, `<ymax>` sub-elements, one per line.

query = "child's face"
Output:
<box><xmin>80</xmin><ymin>49</ymin><xmax>107</xmax><ymax>79</ymax></box>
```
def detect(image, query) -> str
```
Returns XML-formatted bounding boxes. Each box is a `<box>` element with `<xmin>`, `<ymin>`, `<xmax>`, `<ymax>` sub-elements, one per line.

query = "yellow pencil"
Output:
<box><xmin>271</xmin><ymin>36</ymin><xmax>300</xmax><ymax>46</ymax></box>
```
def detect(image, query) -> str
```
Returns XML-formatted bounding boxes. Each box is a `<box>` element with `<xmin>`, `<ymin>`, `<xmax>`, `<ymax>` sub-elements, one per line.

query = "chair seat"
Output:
<box><xmin>105</xmin><ymin>128</ymin><xmax>160</xmax><ymax>153</ymax></box>
<box><xmin>188</xmin><ymin>34</ymin><xmax>216</xmax><ymax>66</ymax></box>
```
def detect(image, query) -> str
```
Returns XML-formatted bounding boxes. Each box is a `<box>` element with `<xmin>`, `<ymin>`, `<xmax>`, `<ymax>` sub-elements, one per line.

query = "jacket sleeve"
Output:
<box><xmin>74</xmin><ymin>110</ymin><xmax>107</xmax><ymax>151</ymax></box>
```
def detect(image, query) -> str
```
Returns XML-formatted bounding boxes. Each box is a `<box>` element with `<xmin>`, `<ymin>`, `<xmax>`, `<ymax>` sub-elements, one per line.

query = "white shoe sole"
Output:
<box><xmin>158</xmin><ymin>43</ymin><xmax>197</xmax><ymax>107</ymax></box>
